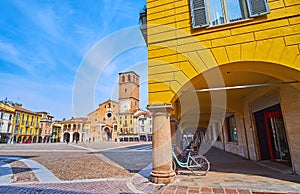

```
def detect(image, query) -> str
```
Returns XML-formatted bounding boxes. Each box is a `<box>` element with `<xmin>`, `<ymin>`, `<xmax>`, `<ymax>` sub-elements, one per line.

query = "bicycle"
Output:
<box><xmin>172</xmin><ymin>145</ymin><xmax>210</xmax><ymax>176</ymax></box>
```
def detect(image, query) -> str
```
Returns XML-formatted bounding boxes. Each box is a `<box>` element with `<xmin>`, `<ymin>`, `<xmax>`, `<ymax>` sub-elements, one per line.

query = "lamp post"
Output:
<box><xmin>139</xmin><ymin>7</ymin><xmax>147</xmax><ymax>44</ymax></box>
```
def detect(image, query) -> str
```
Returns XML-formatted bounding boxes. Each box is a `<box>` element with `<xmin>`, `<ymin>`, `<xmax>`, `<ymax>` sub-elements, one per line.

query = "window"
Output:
<box><xmin>0</xmin><ymin>113</ymin><xmax>3</xmax><ymax>119</ymax></box>
<box><xmin>226</xmin><ymin>115</ymin><xmax>238</xmax><ymax>142</ymax></box>
<box><xmin>7</xmin><ymin>124</ymin><xmax>11</xmax><ymax>132</ymax></box>
<box><xmin>128</xmin><ymin>74</ymin><xmax>131</xmax><ymax>82</ymax></box>
<box><xmin>122</xmin><ymin>75</ymin><xmax>125</xmax><ymax>82</ymax></box>
<box><xmin>14</xmin><ymin>127</ymin><xmax>18</xmax><ymax>134</ymax></box>
<box><xmin>190</xmin><ymin>0</ymin><xmax>270</xmax><ymax>28</ymax></box>
<box><xmin>9</xmin><ymin>114</ymin><xmax>12</xmax><ymax>121</ymax></box>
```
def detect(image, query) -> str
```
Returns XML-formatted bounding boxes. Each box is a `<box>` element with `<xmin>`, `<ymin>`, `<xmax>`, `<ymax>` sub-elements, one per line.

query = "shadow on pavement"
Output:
<box><xmin>205</xmin><ymin>147</ymin><xmax>300</xmax><ymax>184</ymax></box>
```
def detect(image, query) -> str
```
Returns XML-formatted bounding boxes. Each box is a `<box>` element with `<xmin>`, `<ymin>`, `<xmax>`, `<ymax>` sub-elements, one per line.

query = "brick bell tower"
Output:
<box><xmin>118</xmin><ymin>71</ymin><xmax>140</xmax><ymax>113</ymax></box>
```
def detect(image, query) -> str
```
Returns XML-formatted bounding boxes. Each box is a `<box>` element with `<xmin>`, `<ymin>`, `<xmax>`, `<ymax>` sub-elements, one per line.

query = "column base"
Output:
<box><xmin>150</xmin><ymin>170</ymin><xmax>176</xmax><ymax>184</ymax></box>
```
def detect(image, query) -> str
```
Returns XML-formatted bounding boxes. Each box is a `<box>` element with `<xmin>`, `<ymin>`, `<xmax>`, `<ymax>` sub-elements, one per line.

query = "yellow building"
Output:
<box><xmin>12</xmin><ymin>104</ymin><xmax>41</xmax><ymax>143</ymax></box>
<box><xmin>117</xmin><ymin>112</ymin><xmax>137</xmax><ymax>141</ymax></box>
<box><xmin>52</xmin><ymin>121</ymin><xmax>62</xmax><ymax>143</ymax></box>
<box><xmin>146</xmin><ymin>0</ymin><xmax>300</xmax><ymax>183</ymax></box>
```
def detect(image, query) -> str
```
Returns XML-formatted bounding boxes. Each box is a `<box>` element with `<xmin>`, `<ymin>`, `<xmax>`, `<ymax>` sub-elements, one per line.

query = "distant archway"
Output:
<box><xmin>63</xmin><ymin>133</ymin><xmax>70</xmax><ymax>142</ymax></box>
<box><xmin>104</xmin><ymin>127</ymin><xmax>112</xmax><ymax>140</ymax></box>
<box><xmin>73</xmin><ymin>132</ymin><xmax>79</xmax><ymax>142</ymax></box>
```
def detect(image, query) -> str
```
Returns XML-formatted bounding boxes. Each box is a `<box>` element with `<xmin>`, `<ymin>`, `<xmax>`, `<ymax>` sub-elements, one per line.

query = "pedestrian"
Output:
<box><xmin>76</xmin><ymin>137</ymin><xmax>79</xmax><ymax>144</ymax></box>
<box><xmin>66</xmin><ymin>138</ymin><xmax>69</xmax><ymax>145</ymax></box>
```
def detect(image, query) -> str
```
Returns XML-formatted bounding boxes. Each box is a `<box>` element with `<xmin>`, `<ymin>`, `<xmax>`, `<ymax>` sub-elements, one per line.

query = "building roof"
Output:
<box><xmin>13</xmin><ymin>105</ymin><xmax>40</xmax><ymax>116</ymax></box>
<box><xmin>60</xmin><ymin>117</ymin><xmax>90</xmax><ymax>124</ymax></box>
<box><xmin>0</xmin><ymin>107</ymin><xmax>15</xmax><ymax>114</ymax></box>
<box><xmin>133</xmin><ymin>110</ymin><xmax>151</xmax><ymax>118</ymax></box>
<box><xmin>98</xmin><ymin>99</ymin><xmax>118</xmax><ymax>106</ymax></box>
<box><xmin>118</xmin><ymin>71</ymin><xmax>139</xmax><ymax>77</ymax></box>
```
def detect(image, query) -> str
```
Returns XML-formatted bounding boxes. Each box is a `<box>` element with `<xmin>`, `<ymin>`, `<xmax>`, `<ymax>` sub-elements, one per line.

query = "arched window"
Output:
<box><xmin>122</xmin><ymin>75</ymin><xmax>125</xmax><ymax>82</ymax></box>
<box><xmin>128</xmin><ymin>74</ymin><xmax>131</xmax><ymax>82</ymax></box>
<box><xmin>108</xmin><ymin>103</ymin><xmax>111</xmax><ymax>108</ymax></box>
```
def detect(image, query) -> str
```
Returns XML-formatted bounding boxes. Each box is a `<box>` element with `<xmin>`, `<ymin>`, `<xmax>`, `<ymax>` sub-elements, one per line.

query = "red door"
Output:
<box><xmin>263</xmin><ymin>111</ymin><xmax>290</xmax><ymax>161</ymax></box>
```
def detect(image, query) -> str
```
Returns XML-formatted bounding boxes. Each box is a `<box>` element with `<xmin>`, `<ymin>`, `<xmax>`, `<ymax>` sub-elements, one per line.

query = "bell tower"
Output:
<box><xmin>118</xmin><ymin>71</ymin><xmax>140</xmax><ymax>113</ymax></box>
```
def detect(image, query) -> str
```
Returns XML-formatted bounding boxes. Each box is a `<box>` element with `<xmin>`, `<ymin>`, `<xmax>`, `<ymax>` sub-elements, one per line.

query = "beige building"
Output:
<box><xmin>133</xmin><ymin>110</ymin><xmax>152</xmax><ymax>141</ymax></box>
<box><xmin>88</xmin><ymin>100</ymin><xmax>119</xmax><ymax>142</ymax></box>
<box><xmin>60</xmin><ymin>117</ymin><xmax>90</xmax><ymax>143</ymax></box>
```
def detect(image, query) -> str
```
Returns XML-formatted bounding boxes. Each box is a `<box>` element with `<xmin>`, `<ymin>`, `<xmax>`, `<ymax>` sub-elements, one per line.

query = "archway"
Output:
<box><xmin>104</xmin><ymin>127</ymin><xmax>112</xmax><ymax>141</ymax></box>
<box><xmin>73</xmin><ymin>132</ymin><xmax>79</xmax><ymax>143</ymax></box>
<box><xmin>171</xmin><ymin>61</ymin><xmax>300</xmax><ymax>173</ymax></box>
<box><xmin>63</xmin><ymin>133</ymin><xmax>70</xmax><ymax>142</ymax></box>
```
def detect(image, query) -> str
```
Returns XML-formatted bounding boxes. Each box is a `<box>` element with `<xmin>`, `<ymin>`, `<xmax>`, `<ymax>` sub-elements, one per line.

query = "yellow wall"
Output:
<box><xmin>117</xmin><ymin>113</ymin><xmax>134</xmax><ymax>135</ymax></box>
<box><xmin>147</xmin><ymin>0</ymin><xmax>300</xmax><ymax>104</ymax></box>
<box><xmin>13</xmin><ymin>109</ymin><xmax>41</xmax><ymax>141</ymax></box>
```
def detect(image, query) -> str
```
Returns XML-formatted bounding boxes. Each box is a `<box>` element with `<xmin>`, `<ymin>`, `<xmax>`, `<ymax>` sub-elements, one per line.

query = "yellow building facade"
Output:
<box><xmin>12</xmin><ymin>105</ymin><xmax>41</xmax><ymax>143</ymax></box>
<box><xmin>146</xmin><ymin>0</ymin><xmax>300</xmax><ymax>183</ymax></box>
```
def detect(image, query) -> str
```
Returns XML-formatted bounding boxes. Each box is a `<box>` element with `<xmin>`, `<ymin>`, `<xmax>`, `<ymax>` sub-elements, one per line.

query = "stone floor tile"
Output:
<box><xmin>213</xmin><ymin>188</ymin><xmax>225</xmax><ymax>193</ymax></box>
<box><xmin>238</xmin><ymin>189</ymin><xmax>252</xmax><ymax>194</ymax></box>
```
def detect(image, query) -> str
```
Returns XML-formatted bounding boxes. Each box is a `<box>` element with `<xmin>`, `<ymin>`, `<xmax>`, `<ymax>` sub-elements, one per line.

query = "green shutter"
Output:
<box><xmin>190</xmin><ymin>0</ymin><xmax>209</xmax><ymax>28</ymax></box>
<box><xmin>246</xmin><ymin>0</ymin><xmax>270</xmax><ymax>17</ymax></box>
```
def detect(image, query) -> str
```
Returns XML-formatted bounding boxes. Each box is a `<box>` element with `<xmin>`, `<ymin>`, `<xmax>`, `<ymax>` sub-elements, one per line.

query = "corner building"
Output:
<box><xmin>12</xmin><ymin>105</ymin><xmax>41</xmax><ymax>143</ymax></box>
<box><xmin>146</xmin><ymin>0</ymin><xmax>300</xmax><ymax>183</ymax></box>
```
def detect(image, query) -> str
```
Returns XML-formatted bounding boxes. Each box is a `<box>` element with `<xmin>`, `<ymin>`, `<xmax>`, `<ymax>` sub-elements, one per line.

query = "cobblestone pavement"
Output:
<box><xmin>0</xmin><ymin>179</ymin><xmax>136</xmax><ymax>194</ymax></box>
<box><xmin>1</xmin><ymin>143</ymin><xmax>300</xmax><ymax>194</ymax></box>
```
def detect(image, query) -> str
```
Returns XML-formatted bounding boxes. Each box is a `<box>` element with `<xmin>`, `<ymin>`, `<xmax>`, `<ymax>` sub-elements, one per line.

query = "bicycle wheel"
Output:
<box><xmin>188</xmin><ymin>155</ymin><xmax>210</xmax><ymax>176</ymax></box>
<box><xmin>172</xmin><ymin>160</ymin><xmax>177</xmax><ymax>171</ymax></box>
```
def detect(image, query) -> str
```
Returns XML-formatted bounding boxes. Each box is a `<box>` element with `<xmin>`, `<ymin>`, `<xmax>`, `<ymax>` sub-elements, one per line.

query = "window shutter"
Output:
<box><xmin>246</xmin><ymin>0</ymin><xmax>270</xmax><ymax>17</ymax></box>
<box><xmin>190</xmin><ymin>0</ymin><xmax>208</xmax><ymax>28</ymax></box>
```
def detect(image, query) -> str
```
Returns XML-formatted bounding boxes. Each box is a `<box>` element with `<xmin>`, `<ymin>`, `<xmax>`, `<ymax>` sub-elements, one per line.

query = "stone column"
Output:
<box><xmin>148</xmin><ymin>103</ymin><xmax>176</xmax><ymax>184</ymax></box>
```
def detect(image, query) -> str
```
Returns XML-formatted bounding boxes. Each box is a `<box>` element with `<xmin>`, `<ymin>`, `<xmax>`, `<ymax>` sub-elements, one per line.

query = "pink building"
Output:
<box><xmin>37</xmin><ymin>112</ymin><xmax>54</xmax><ymax>143</ymax></box>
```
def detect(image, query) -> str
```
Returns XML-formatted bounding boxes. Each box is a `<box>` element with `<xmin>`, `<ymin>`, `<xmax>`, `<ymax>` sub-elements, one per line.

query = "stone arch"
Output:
<box><xmin>104</xmin><ymin>127</ymin><xmax>112</xmax><ymax>140</ymax></box>
<box><xmin>63</xmin><ymin>132</ymin><xmax>70</xmax><ymax>142</ymax></box>
<box><xmin>73</xmin><ymin>132</ymin><xmax>79</xmax><ymax>142</ymax></box>
<box><xmin>171</xmin><ymin>61</ymin><xmax>300</xmax><ymax>127</ymax></box>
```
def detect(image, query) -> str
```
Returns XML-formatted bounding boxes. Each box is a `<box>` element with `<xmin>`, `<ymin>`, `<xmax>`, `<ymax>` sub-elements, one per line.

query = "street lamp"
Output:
<box><xmin>139</xmin><ymin>6</ymin><xmax>147</xmax><ymax>44</ymax></box>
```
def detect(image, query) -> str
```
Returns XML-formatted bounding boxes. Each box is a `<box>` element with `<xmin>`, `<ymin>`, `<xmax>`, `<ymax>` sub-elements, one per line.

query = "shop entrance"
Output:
<box><xmin>254</xmin><ymin>104</ymin><xmax>290</xmax><ymax>163</ymax></box>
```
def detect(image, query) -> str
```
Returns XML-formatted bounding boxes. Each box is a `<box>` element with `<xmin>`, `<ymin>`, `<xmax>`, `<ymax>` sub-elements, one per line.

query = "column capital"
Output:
<box><xmin>147</xmin><ymin>103</ymin><xmax>173</xmax><ymax>113</ymax></box>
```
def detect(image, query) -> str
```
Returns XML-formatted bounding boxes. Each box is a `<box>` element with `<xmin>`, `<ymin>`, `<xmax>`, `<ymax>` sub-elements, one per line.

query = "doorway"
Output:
<box><xmin>254</xmin><ymin>104</ymin><xmax>290</xmax><ymax>163</ymax></box>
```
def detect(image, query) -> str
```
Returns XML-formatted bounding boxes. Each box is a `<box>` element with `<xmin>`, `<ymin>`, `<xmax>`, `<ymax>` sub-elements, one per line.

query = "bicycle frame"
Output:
<box><xmin>172</xmin><ymin>149</ymin><xmax>199</xmax><ymax>168</ymax></box>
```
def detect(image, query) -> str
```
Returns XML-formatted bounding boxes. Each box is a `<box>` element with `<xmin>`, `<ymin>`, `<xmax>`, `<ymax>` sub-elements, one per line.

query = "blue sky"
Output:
<box><xmin>0</xmin><ymin>0</ymin><xmax>147</xmax><ymax>120</ymax></box>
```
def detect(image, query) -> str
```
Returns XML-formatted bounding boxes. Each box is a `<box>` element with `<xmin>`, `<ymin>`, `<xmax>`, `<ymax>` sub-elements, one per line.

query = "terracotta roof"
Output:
<box><xmin>13</xmin><ymin>105</ymin><xmax>39</xmax><ymax>115</ymax></box>
<box><xmin>0</xmin><ymin>107</ymin><xmax>15</xmax><ymax>114</ymax></box>
<box><xmin>99</xmin><ymin>99</ymin><xmax>118</xmax><ymax>106</ymax></box>
<box><xmin>60</xmin><ymin>117</ymin><xmax>90</xmax><ymax>124</ymax></box>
